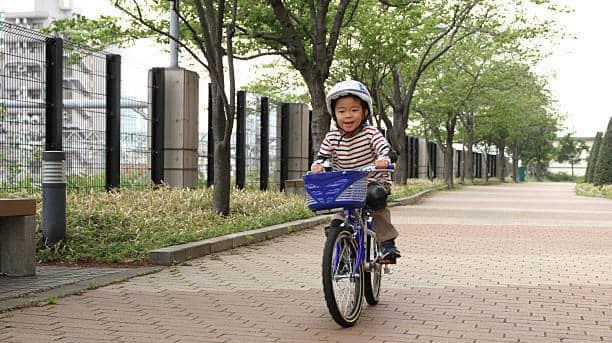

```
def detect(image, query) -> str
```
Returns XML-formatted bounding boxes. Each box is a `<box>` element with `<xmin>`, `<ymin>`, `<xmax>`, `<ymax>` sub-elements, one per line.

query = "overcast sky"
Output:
<box><xmin>2</xmin><ymin>0</ymin><xmax>611</xmax><ymax>137</ymax></box>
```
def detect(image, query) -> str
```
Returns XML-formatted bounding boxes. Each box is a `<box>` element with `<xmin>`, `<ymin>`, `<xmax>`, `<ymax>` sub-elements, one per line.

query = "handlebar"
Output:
<box><xmin>309</xmin><ymin>163</ymin><xmax>394</xmax><ymax>175</ymax></box>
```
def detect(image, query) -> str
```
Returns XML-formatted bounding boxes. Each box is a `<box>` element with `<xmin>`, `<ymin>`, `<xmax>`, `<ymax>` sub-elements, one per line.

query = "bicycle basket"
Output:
<box><xmin>303</xmin><ymin>170</ymin><xmax>369</xmax><ymax>211</ymax></box>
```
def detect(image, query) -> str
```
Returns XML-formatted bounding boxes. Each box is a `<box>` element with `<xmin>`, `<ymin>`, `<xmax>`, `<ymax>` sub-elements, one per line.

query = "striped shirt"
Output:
<box><xmin>314</xmin><ymin>125</ymin><xmax>392</xmax><ymax>185</ymax></box>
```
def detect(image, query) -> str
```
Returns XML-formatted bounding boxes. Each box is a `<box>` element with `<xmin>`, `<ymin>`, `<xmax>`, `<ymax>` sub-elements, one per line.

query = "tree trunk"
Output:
<box><xmin>464</xmin><ymin>115</ymin><xmax>474</xmax><ymax>181</ymax></box>
<box><xmin>211</xmin><ymin>83</ymin><xmax>230</xmax><ymax>215</ymax></box>
<box><xmin>496</xmin><ymin>140</ymin><xmax>506</xmax><ymax>182</ymax></box>
<box><xmin>511</xmin><ymin>141</ymin><xmax>519</xmax><ymax>183</ymax></box>
<box><xmin>389</xmin><ymin>67</ymin><xmax>409</xmax><ymax>184</ymax></box>
<box><xmin>306</xmin><ymin>76</ymin><xmax>330</xmax><ymax>156</ymax></box>
<box><xmin>393</xmin><ymin>115</ymin><xmax>408</xmax><ymax>185</ymax></box>
<box><xmin>444</xmin><ymin>139</ymin><xmax>454</xmax><ymax>188</ymax></box>
<box><xmin>570</xmin><ymin>163</ymin><xmax>574</xmax><ymax>177</ymax></box>
<box><xmin>444</xmin><ymin>118</ymin><xmax>457</xmax><ymax>188</ymax></box>
<box><xmin>483</xmin><ymin>150</ymin><xmax>489</xmax><ymax>183</ymax></box>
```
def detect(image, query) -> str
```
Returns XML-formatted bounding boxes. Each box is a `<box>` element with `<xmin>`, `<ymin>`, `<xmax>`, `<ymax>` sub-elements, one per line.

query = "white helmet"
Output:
<box><xmin>325</xmin><ymin>80</ymin><xmax>373</xmax><ymax>121</ymax></box>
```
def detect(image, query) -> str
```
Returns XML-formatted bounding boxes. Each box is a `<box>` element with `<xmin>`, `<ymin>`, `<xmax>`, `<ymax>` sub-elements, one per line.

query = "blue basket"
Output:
<box><xmin>303</xmin><ymin>170</ymin><xmax>369</xmax><ymax>211</ymax></box>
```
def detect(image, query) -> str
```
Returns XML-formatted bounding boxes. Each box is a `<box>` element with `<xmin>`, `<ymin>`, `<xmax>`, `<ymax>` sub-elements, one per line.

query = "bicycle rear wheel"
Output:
<box><xmin>364</xmin><ymin>234</ymin><xmax>382</xmax><ymax>305</ymax></box>
<box><xmin>322</xmin><ymin>226</ymin><xmax>364</xmax><ymax>327</ymax></box>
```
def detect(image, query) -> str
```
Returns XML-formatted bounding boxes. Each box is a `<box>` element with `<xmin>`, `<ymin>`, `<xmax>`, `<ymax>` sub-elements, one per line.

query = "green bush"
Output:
<box><xmin>544</xmin><ymin>171</ymin><xmax>576</xmax><ymax>182</ymax></box>
<box><xmin>34</xmin><ymin>187</ymin><xmax>313</xmax><ymax>263</ymax></box>
<box><xmin>585</xmin><ymin>131</ymin><xmax>603</xmax><ymax>183</ymax></box>
<box><xmin>593</xmin><ymin>117</ymin><xmax>612</xmax><ymax>186</ymax></box>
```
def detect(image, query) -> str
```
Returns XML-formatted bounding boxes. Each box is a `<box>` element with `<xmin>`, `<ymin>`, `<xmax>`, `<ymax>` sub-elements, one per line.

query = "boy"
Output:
<box><xmin>310</xmin><ymin>80</ymin><xmax>401</xmax><ymax>260</ymax></box>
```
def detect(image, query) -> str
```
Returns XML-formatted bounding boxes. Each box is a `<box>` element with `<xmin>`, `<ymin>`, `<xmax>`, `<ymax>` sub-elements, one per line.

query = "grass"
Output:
<box><xmin>454</xmin><ymin>177</ymin><xmax>504</xmax><ymax>187</ymax></box>
<box><xmin>575</xmin><ymin>183</ymin><xmax>612</xmax><ymax>199</ymax></box>
<box><xmin>5</xmin><ymin>186</ymin><xmax>313</xmax><ymax>264</ymax></box>
<box><xmin>389</xmin><ymin>179</ymin><xmax>445</xmax><ymax>201</ymax></box>
<box><xmin>1</xmin><ymin>178</ymin><xmax>452</xmax><ymax>264</ymax></box>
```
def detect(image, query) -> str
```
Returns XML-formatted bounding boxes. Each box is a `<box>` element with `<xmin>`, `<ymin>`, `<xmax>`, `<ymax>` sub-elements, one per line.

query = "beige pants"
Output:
<box><xmin>332</xmin><ymin>206</ymin><xmax>399</xmax><ymax>242</ymax></box>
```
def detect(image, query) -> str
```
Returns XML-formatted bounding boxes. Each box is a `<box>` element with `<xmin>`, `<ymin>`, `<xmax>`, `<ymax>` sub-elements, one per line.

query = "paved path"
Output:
<box><xmin>1</xmin><ymin>182</ymin><xmax>611</xmax><ymax>342</ymax></box>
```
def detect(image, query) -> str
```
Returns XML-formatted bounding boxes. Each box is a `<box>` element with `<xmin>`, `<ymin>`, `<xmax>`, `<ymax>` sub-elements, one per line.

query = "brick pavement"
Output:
<box><xmin>0</xmin><ymin>182</ymin><xmax>610</xmax><ymax>342</ymax></box>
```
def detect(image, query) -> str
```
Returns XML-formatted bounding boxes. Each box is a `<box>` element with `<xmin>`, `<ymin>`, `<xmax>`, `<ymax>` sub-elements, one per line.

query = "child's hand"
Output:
<box><xmin>311</xmin><ymin>164</ymin><xmax>324</xmax><ymax>173</ymax></box>
<box><xmin>375</xmin><ymin>159</ymin><xmax>389</xmax><ymax>169</ymax></box>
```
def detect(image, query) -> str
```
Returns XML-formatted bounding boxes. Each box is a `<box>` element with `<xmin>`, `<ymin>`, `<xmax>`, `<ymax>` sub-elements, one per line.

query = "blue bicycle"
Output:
<box><xmin>303</xmin><ymin>166</ymin><xmax>394</xmax><ymax>327</ymax></box>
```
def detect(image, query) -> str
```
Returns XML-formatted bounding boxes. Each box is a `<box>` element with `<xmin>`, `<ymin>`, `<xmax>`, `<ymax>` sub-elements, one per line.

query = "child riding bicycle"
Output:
<box><xmin>310</xmin><ymin>80</ymin><xmax>401</xmax><ymax>261</ymax></box>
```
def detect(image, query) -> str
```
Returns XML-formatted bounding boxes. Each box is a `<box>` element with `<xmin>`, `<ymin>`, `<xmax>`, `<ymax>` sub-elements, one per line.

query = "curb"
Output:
<box><xmin>148</xmin><ymin>186</ymin><xmax>444</xmax><ymax>266</ymax></box>
<box><xmin>0</xmin><ymin>266</ymin><xmax>162</xmax><ymax>312</ymax></box>
<box><xmin>148</xmin><ymin>215</ymin><xmax>333</xmax><ymax>266</ymax></box>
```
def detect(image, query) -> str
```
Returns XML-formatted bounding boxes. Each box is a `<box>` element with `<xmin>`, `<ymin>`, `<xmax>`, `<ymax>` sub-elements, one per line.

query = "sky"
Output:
<box><xmin>2</xmin><ymin>0</ymin><xmax>611</xmax><ymax>138</ymax></box>
<box><xmin>535</xmin><ymin>0</ymin><xmax>612</xmax><ymax>138</ymax></box>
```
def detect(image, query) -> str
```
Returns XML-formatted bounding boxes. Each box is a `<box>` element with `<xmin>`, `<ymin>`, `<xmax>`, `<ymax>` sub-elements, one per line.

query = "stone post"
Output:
<box><xmin>161</xmin><ymin>68</ymin><xmax>199</xmax><ymax>188</ymax></box>
<box><xmin>418</xmin><ymin>138</ymin><xmax>429</xmax><ymax>179</ymax></box>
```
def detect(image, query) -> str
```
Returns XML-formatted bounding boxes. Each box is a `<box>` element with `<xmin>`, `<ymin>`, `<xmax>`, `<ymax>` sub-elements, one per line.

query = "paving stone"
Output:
<box><xmin>0</xmin><ymin>183</ymin><xmax>610</xmax><ymax>342</ymax></box>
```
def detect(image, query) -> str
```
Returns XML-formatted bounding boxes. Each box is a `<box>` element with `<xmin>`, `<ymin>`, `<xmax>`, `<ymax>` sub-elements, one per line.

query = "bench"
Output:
<box><xmin>0</xmin><ymin>199</ymin><xmax>37</xmax><ymax>276</ymax></box>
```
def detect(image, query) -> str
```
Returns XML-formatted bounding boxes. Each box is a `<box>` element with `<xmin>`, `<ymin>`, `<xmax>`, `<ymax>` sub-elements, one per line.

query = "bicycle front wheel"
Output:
<box><xmin>322</xmin><ymin>227</ymin><xmax>364</xmax><ymax>327</ymax></box>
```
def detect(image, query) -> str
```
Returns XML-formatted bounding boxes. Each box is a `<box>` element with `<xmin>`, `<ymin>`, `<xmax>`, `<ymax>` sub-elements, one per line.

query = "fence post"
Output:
<box><xmin>42</xmin><ymin>36</ymin><xmax>66</xmax><ymax>245</ymax></box>
<box><xmin>207</xmin><ymin>83</ymin><xmax>214</xmax><ymax>186</ymax></box>
<box><xmin>260</xmin><ymin>97</ymin><xmax>269</xmax><ymax>191</ymax></box>
<box><xmin>236</xmin><ymin>91</ymin><xmax>246</xmax><ymax>189</ymax></box>
<box><xmin>308</xmin><ymin>110</ymin><xmax>313</xmax><ymax>167</ymax></box>
<box><xmin>279</xmin><ymin>103</ymin><xmax>289</xmax><ymax>191</ymax></box>
<box><xmin>150</xmin><ymin>68</ymin><xmax>165</xmax><ymax>185</ymax></box>
<box><xmin>106</xmin><ymin>54</ymin><xmax>121</xmax><ymax>191</ymax></box>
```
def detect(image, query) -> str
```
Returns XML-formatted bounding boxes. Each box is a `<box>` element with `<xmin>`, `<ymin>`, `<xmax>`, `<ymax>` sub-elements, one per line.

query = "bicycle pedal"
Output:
<box><xmin>383</xmin><ymin>265</ymin><xmax>392</xmax><ymax>274</ymax></box>
<box><xmin>378</xmin><ymin>255</ymin><xmax>397</xmax><ymax>265</ymax></box>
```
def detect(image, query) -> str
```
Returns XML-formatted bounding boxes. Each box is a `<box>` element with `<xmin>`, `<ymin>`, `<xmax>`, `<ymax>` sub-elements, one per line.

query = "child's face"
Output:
<box><xmin>334</xmin><ymin>96</ymin><xmax>367</xmax><ymax>133</ymax></box>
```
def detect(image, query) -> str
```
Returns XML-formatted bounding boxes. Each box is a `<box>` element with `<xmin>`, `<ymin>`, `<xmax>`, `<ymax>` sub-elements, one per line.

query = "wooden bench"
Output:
<box><xmin>0</xmin><ymin>199</ymin><xmax>37</xmax><ymax>276</ymax></box>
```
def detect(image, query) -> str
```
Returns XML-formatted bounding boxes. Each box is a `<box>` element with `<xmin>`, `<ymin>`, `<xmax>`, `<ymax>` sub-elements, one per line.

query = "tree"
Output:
<box><xmin>585</xmin><ymin>131</ymin><xmax>603</xmax><ymax>183</ymax></box>
<box><xmin>126</xmin><ymin>0</ymin><xmax>238</xmax><ymax>215</ymax></box>
<box><xmin>593</xmin><ymin>117</ymin><xmax>612</xmax><ymax>186</ymax></box>
<box><xmin>555</xmin><ymin>133</ymin><xmax>588</xmax><ymax>177</ymax></box>
<box><xmin>519</xmin><ymin>114</ymin><xmax>559</xmax><ymax>181</ymax></box>
<box><xmin>237</xmin><ymin>0</ymin><xmax>361</xmax><ymax>156</ymax></box>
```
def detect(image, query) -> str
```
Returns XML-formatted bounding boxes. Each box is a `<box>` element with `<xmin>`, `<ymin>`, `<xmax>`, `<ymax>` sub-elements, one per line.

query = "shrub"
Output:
<box><xmin>585</xmin><ymin>131</ymin><xmax>603</xmax><ymax>183</ymax></box>
<box><xmin>593</xmin><ymin>117</ymin><xmax>612</xmax><ymax>186</ymax></box>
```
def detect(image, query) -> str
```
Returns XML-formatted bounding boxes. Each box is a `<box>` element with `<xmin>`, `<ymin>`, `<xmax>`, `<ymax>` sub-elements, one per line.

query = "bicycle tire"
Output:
<box><xmin>364</xmin><ymin>234</ymin><xmax>382</xmax><ymax>305</ymax></box>
<box><xmin>322</xmin><ymin>226</ymin><xmax>364</xmax><ymax>327</ymax></box>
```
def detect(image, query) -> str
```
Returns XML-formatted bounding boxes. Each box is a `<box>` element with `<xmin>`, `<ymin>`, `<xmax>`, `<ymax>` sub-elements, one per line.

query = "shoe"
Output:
<box><xmin>380</xmin><ymin>239</ymin><xmax>401</xmax><ymax>260</ymax></box>
<box><xmin>324</xmin><ymin>219</ymin><xmax>344</xmax><ymax>236</ymax></box>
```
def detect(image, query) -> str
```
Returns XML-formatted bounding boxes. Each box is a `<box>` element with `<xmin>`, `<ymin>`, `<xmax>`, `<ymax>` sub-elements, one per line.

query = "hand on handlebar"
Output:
<box><xmin>311</xmin><ymin>164</ymin><xmax>324</xmax><ymax>173</ymax></box>
<box><xmin>375</xmin><ymin>159</ymin><xmax>389</xmax><ymax>170</ymax></box>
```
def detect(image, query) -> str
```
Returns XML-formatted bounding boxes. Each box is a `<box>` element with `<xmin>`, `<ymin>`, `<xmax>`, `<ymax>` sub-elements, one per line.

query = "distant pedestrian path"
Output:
<box><xmin>1</xmin><ymin>182</ymin><xmax>610</xmax><ymax>342</ymax></box>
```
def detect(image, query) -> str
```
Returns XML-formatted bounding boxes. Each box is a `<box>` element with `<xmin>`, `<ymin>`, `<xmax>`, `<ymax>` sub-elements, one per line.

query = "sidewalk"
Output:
<box><xmin>1</xmin><ymin>182</ymin><xmax>611</xmax><ymax>342</ymax></box>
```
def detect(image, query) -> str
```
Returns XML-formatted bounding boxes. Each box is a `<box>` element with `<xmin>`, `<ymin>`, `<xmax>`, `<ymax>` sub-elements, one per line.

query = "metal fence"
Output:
<box><xmin>0</xmin><ymin>21</ymin><xmax>151</xmax><ymax>193</ymax></box>
<box><xmin>0</xmin><ymin>22</ymin><xmax>47</xmax><ymax>192</ymax></box>
<box><xmin>62</xmin><ymin>39</ymin><xmax>107</xmax><ymax>190</ymax></box>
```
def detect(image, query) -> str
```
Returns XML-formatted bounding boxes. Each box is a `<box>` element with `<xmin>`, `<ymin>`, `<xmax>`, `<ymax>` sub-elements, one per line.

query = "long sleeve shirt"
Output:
<box><xmin>313</xmin><ymin>125</ymin><xmax>392</xmax><ymax>186</ymax></box>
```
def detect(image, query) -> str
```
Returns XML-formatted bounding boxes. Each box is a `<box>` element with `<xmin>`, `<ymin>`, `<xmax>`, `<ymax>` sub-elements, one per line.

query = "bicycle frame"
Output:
<box><xmin>333</xmin><ymin>207</ymin><xmax>375</xmax><ymax>276</ymax></box>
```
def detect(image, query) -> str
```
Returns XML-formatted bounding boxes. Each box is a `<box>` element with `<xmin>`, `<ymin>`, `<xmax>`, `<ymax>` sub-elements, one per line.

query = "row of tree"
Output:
<box><xmin>584</xmin><ymin>117</ymin><xmax>612</xmax><ymax>186</ymax></box>
<box><xmin>47</xmin><ymin>0</ymin><xmax>569</xmax><ymax>213</ymax></box>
